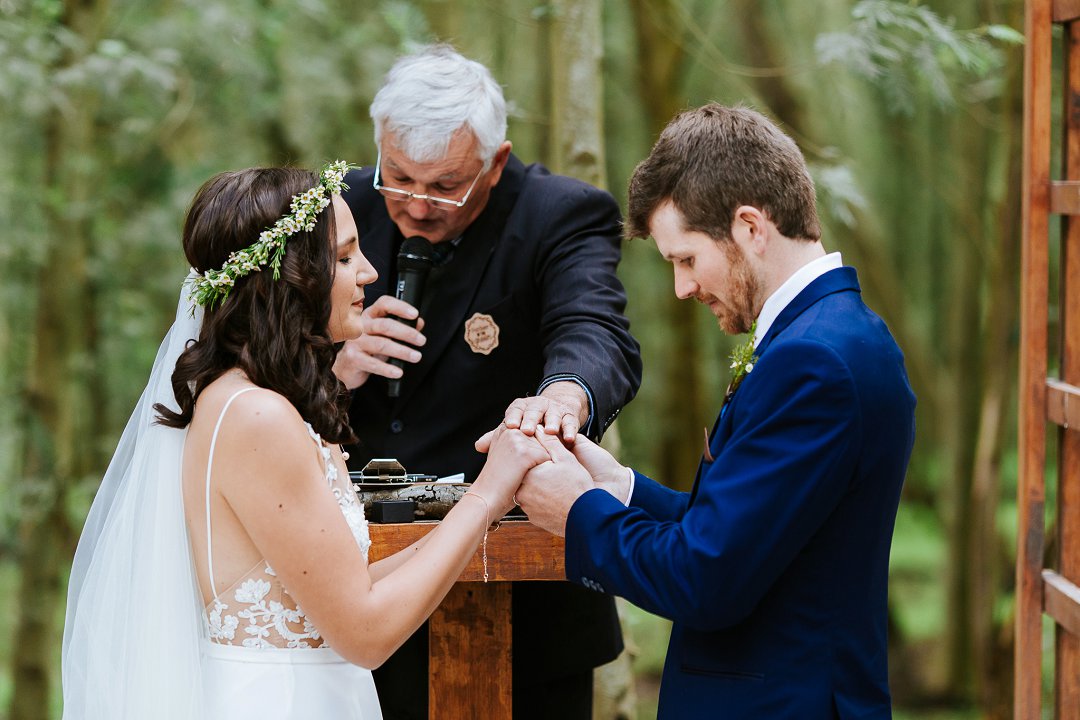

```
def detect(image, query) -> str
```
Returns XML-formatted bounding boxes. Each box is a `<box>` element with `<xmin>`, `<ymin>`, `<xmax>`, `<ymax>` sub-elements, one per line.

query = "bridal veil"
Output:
<box><xmin>62</xmin><ymin>275</ymin><xmax>204</xmax><ymax>719</ymax></box>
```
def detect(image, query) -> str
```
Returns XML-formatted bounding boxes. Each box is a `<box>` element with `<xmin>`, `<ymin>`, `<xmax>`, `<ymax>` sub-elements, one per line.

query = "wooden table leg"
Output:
<box><xmin>428</xmin><ymin>582</ymin><xmax>512</xmax><ymax>719</ymax></box>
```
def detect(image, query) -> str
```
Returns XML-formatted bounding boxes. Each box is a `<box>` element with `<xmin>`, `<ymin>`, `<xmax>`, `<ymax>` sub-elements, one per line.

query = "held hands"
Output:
<box><xmin>333</xmin><ymin>296</ymin><xmax>426</xmax><ymax>390</ymax></box>
<box><xmin>470</xmin><ymin>426</ymin><xmax>551</xmax><ymax>521</ymax></box>
<box><xmin>515</xmin><ymin>433</ymin><xmax>598</xmax><ymax>538</ymax></box>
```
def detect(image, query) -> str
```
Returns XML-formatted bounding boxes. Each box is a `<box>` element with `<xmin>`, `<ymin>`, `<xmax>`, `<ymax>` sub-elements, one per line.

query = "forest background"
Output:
<box><xmin>0</xmin><ymin>0</ymin><xmax>1040</xmax><ymax>718</ymax></box>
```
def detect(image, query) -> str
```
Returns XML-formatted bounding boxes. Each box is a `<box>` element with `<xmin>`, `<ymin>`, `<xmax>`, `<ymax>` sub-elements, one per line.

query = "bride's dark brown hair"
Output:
<box><xmin>155</xmin><ymin>167</ymin><xmax>355</xmax><ymax>444</ymax></box>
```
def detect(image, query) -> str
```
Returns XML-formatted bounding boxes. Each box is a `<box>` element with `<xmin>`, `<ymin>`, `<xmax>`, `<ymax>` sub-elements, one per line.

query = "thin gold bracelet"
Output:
<box><xmin>462</xmin><ymin>492</ymin><xmax>493</xmax><ymax>582</ymax></box>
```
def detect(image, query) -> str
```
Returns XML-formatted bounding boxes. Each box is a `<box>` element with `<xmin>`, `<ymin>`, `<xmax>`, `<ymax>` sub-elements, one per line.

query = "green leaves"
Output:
<box><xmin>189</xmin><ymin>161</ymin><xmax>354</xmax><ymax>309</ymax></box>
<box><xmin>815</xmin><ymin>0</ymin><xmax>1022</xmax><ymax>115</ymax></box>
<box><xmin>727</xmin><ymin>322</ymin><xmax>757</xmax><ymax>394</ymax></box>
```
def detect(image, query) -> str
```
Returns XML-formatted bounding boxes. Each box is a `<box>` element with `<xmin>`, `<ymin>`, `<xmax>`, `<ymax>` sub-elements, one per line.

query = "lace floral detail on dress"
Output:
<box><xmin>234</xmin><ymin>578</ymin><xmax>322</xmax><ymax>649</ymax></box>
<box><xmin>305</xmin><ymin>423</ymin><xmax>371</xmax><ymax>558</ymax></box>
<box><xmin>207</xmin><ymin>569</ymin><xmax>323</xmax><ymax>648</ymax></box>
<box><xmin>208</xmin><ymin>598</ymin><xmax>239</xmax><ymax>642</ymax></box>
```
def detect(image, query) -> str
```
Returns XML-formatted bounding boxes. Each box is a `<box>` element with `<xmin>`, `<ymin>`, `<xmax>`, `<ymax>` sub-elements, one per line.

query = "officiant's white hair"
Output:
<box><xmin>370</xmin><ymin>44</ymin><xmax>507</xmax><ymax>168</ymax></box>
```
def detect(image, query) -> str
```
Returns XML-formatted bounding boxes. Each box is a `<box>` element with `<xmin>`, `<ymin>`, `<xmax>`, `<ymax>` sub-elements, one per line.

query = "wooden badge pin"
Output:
<box><xmin>464</xmin><ymin>312</ymin><xmax>499</xmax><ymax>355</ymax></box>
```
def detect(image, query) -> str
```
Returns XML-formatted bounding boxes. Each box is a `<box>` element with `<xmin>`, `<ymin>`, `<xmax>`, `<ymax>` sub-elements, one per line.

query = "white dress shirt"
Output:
<box><xmin>754</xmin><ymin>252</ymin><xmax>843</xmax><ymax>348</ymax></box>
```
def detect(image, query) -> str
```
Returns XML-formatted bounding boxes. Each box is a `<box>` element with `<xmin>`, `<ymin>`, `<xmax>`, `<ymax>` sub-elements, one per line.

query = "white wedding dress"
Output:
<box><xmin>61</xmin><ymin>276</ymin><xmax>383</xmax><ymax>720</ymax></box>
<box><xmin>198</xmin><ymin>387</ymin><xmax>382</xmax><ymax>719</ymax></box>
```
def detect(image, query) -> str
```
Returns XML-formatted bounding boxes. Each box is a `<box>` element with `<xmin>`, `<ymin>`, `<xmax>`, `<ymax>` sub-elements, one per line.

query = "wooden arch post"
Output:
<box><xmin>1018</xmin><ymin>0</ymin><xmax>1080</xmax><ymax>717</ymax></box>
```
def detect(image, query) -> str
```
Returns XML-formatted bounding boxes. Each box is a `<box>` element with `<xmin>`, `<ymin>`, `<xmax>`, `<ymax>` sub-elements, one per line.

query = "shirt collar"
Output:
<box><xmin>753</xmin><ymin>252</ymin><xmax>843</xmax><ymax>348</ymax></box>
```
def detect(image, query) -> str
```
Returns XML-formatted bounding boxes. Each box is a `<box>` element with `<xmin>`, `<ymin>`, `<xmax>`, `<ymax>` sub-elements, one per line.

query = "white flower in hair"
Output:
<box><xmin>189</xmin><ymin>160</ymin><xmax>354</xmax><ymax>308</ymax></box>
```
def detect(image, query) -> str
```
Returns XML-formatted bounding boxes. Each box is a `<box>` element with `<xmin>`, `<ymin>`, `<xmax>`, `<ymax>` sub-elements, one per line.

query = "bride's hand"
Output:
<box><xmin>514</xmin><ymin>432</ymin><xmax>595</xmax><ymax>537</ymax></box>
<box><xmin>469</xmin><ymin>427</ymin><xmax>549</xmax><ymax>519</ymax></box>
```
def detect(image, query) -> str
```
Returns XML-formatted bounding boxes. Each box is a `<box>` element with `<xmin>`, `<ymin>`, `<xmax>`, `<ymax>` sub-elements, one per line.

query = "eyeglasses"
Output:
<box><xmin>373</xmin><ymin>151</ymin><xmax>484</xmax><ymax>210</ymax></box>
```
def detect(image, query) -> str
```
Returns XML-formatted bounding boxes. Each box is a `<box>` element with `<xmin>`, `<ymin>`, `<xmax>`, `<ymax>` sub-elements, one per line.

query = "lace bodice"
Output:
<box><xmin>203</xmin><ymin>389</ymin><xmax>370</xmax><ymax>650</ymax></box>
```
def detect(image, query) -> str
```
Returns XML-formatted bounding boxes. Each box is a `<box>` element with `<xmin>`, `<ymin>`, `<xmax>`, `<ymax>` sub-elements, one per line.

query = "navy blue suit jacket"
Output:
<box><xmin>565</xmin><ymin>267</ymin><xmax>915</xmax><ymax>718</ymax></box>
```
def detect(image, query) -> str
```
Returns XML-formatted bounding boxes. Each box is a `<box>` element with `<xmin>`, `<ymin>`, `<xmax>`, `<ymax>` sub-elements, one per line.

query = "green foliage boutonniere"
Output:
<box><xmin>725</xmin><ymin>322</ymin><xmax>757</xmax><ymax>402</ymax></box>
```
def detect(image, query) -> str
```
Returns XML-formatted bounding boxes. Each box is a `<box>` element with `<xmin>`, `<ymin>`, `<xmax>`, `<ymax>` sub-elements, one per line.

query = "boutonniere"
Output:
<box><xmin>725</xmin><ymin>322</ymin><xmax>757</xmax><ymax>403</ymax></box>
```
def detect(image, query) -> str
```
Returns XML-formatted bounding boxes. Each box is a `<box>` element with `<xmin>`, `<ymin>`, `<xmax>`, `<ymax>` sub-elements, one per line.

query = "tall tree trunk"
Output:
<box><xmin>549</xmin><ymin>0</ymin><xmax>606</xmax><ymax>188</ymax></box>
<box><xmin>970</xmin><ymin>9</ymin><xmax>1023</xmax><ymax>715</ymax></box>
<box><xmin>628</xmin><ymin>0</ymin><xmax>704</xmax><ymax>492</ymax></box>
<box><xmin>10</xmin><ymin>506</ymin><xmax>72</xmax><ymax>720</ymax></box>
<box><xmin>10</xmin><ymin>0</ymin><xmax>109</xmax><ymax>717</ymax></box>
<box><xmin>548</xmin><ymin>3</ymin><xmax>636</xmax><ymax>715</ymax></box>
<box><xmin>941</xmin><ymin>103</ymin><xmax>985</xmax><ymax>699</ymax></box>
<box><xmin>730</xmin><ymin>0</ymin><xmax>808</xmax><ymax>133</ymax></box>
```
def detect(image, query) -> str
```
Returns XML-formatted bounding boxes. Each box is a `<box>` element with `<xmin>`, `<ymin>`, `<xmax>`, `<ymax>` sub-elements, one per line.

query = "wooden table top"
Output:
<box><xmin>367</xmin><ymin>519</ymin><xmax>565</xmax><ymax>582</ymax></box>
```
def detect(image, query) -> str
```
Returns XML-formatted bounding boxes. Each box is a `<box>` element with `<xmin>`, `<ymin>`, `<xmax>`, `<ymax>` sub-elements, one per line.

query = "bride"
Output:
<box><xmin>61</xmin><ymin>162</ymin><xmax>547</xmax><ymax>719</ymax></box>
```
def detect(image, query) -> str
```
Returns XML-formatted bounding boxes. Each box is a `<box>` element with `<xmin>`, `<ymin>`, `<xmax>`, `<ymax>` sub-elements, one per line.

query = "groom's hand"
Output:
<box><xmin>570</xmin><ymin>435</ymin><xmax>632</xmax><ymax>505</ymax></box>
<box><xmin>516</xmin><ymin>432</ymin><xmax>595</xmax><ymax>537</ymax></box>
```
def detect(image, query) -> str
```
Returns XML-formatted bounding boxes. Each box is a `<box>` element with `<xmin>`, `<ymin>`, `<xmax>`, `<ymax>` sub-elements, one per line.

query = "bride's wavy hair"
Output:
<box><xmin>155</xmin><ymin>167</ymin><xmax>355</xmax><ymax>444</ymax></box>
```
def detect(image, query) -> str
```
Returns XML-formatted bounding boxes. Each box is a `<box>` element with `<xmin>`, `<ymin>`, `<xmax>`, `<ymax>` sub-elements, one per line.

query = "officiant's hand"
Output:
<box><xmin>569</xmin><ymin>435</ymin><xmax>632</xmax><ymax>505</ymax></box>
<box><xmin>333</xmin><ymin>296</ymin><xmax>426</xmax><ymax>390</ymax></box>
<box><xmin>474</xmin><ymin>382</ymin><xmax>587</xmax><ymax>454</ymax></box>
<box><xmin>515</xmin><ymin>432</ymin><xmax>594</xmax><ymax>537</ymax></box>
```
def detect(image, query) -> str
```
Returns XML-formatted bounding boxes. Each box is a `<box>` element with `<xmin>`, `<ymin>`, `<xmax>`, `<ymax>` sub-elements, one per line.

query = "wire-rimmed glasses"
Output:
<box><xmin>372</xmin><ymin>151</ymin><xmax>484</xmax><ymax>210</ymax></box>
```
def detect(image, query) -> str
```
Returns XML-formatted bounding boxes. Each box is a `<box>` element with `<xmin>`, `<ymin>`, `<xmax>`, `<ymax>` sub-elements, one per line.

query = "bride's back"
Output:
<box><xmin>182</xmin><ymin>372</ymin><xmax>370</xmax><ymax>651</ymax></box>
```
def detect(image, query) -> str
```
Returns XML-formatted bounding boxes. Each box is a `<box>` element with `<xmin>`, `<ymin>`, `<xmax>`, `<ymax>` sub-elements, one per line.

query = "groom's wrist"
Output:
<box><xmin>596</xmin><ymin>464</ymin><xmax>633</xmax><ymax>505</ymax></box>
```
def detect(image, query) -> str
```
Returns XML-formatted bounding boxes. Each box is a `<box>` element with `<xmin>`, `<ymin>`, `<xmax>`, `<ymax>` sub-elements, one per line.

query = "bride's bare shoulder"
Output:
<box><xmin>191</xmin><ymin>380</ymin><xmax>313</xmax><ymax>463</ymax></box>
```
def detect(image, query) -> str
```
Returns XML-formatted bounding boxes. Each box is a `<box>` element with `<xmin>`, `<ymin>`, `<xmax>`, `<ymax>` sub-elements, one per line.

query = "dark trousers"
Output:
<box><xmin>373</xmin><ymin>624</ymin><xmax>594</xmax><ymax>719</ymax></box>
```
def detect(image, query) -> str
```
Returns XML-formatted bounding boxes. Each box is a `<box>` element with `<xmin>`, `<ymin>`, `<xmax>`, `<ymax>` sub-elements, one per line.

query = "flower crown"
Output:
<box><xmin>189</xmin><ymin>160</ymin><xmax>354</xmax><ymax>308</ymax></box>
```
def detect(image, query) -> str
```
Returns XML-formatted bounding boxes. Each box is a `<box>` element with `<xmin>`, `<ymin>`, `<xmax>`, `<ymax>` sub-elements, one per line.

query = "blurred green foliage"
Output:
<box><xmin>0</xmin><ymin>0</ymin><xmax>1033</xmax><ymax>718</ymax></box>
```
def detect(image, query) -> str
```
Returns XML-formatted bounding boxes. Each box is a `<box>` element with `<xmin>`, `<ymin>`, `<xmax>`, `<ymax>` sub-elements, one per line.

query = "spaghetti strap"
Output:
<box><xmin>205</xmin><ymin>386</ymin><xmax>258</xmax><ymax>601</ymax></box>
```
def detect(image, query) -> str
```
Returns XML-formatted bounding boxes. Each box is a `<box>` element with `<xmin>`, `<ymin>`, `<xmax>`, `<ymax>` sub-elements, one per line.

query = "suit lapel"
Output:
<box><xmin>391</xmin><ymin>156</ymin><xmax>525</xmax><ymax>408</ymax></box>
<box><xmin>754</xmin><ymin>266</ymin><xmax>859</xmax><ymax>357</ymax></box>
<box><xmin>686</xmin><ymin>267</ymin><xmax>860</xmax><ymax>506</ymax></box>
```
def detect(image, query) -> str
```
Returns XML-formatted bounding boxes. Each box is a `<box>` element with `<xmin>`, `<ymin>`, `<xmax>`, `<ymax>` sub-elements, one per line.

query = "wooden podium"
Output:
<box><xmin>368</xmin><ymin>519</ymin><xmax>565</xmax><ymax>719</ymax></box>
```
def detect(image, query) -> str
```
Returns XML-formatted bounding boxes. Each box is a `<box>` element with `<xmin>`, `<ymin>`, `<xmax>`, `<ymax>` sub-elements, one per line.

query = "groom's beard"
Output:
<box><xmin>698</xmin><ymin>242</ymin><xmax>761</xmax><ymax>336</ymax></box>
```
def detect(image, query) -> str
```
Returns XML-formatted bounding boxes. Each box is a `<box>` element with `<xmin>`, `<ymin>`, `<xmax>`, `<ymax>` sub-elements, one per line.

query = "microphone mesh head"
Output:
<box><xmin>398</xmin><ymin>236</ymin><xmax>435</xmax><ymax>270</ymax></box>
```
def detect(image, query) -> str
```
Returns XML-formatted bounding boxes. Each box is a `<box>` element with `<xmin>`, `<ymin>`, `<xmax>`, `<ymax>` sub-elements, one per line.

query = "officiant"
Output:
<box><xmin>333</xmin><ymin>44</ymin><xmax>642</xmax><ymax>719</ymax></box>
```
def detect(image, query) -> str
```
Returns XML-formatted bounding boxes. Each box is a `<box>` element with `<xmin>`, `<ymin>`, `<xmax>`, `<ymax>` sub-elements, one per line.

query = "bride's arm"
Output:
<box><xmin>367</xmin><ymin>535</ymin><xmax>430</xmax><ymax>581</ymax></box>
<box><xmin>214</xmin><ymin>392</ymin><xmax>542</xmax><ymax>668</ymax></box>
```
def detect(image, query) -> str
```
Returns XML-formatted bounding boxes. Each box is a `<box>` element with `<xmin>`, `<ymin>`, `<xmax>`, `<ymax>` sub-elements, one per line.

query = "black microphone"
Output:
<box><xmin>388</xmin><ymin>236</ymin><xmax>435</xmax><ymax>397</ymax></box>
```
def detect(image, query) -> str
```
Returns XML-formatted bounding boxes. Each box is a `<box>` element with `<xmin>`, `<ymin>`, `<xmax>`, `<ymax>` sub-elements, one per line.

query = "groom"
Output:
<box><xmin>514</xmin><ymin>104</ymin><xmax>916</xmax><ymax>718</ymax></box>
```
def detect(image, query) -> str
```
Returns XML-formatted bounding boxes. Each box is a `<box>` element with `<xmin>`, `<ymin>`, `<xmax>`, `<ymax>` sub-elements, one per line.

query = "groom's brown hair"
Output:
<box><xmin>625</xmin><ymin>103</ymin><xmax>821</xmax><ymax>244</ymax></box>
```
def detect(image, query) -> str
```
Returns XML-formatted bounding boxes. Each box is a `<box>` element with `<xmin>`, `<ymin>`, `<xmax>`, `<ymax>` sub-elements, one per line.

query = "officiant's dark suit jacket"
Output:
<box><xmin>565</xmin><ymin>267</ymin><xmax>915</xmax><ymax>719</ymax></box>
<box><xmin>341</xmin><ymin>154</ymin><xmax>642</xmax><ymax>717</ymax></box>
